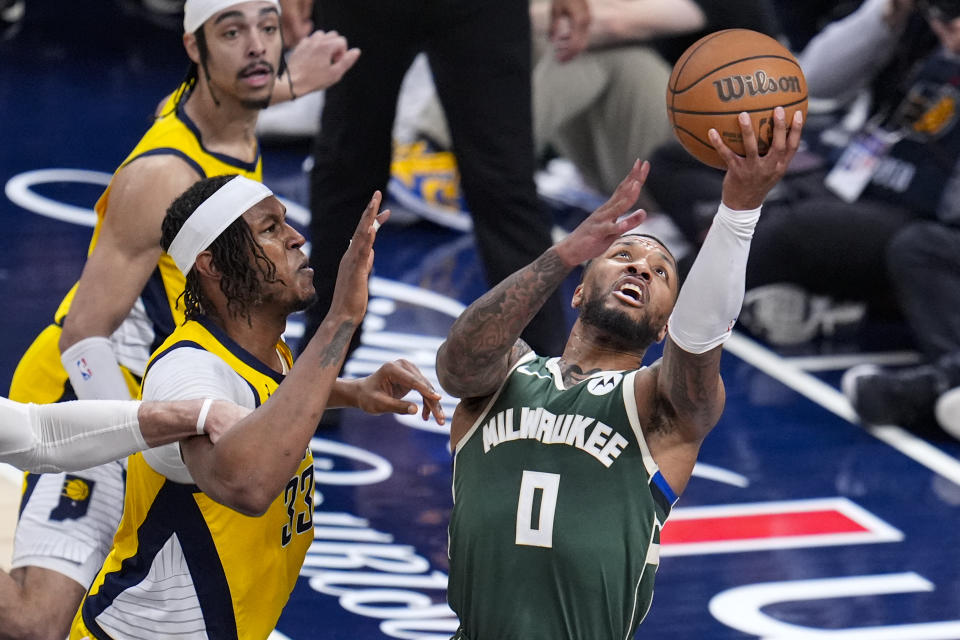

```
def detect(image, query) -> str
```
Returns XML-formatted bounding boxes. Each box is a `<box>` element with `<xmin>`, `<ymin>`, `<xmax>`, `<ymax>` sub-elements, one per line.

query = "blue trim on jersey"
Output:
<box><xmin>195</xmin><ymin>315</ymin><xmax>286</xmax><ymax>384</ymax></box>
<box><xmin>176</xmin><ymin>101</ymin><xmax>260</xmax><ymax>173</ymax></box>
<box><xmin>128</xmin><ymin>147</ymin><xmax>206</xmax><ymax>177</ymax></box>
<box><xmin>651</xmin><ymin>471</ymin><xmax>678</xmax><ymax>520</ymax></box>
<box><xmin>652</xmin><ymin>470</ymin><xmax>677</xmax><ymax>504</ymax></box>
<box><xmin>18</xmin><ymin>473</ymin><xmax>40</xmax><ymax>518</ymax></box>
<box><xmin>141</xmin><ymin>266</ymin><xmax>177</xmax><ymax>354</ymax></box>
<box><xmin>81</xmin><ymin>480</ymin><xmax>238</xmax><ymax>639</ymax></box>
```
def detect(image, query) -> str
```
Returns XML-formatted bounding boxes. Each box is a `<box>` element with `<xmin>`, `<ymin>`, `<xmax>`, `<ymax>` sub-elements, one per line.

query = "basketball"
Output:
<box><xmin>666</xmin><ymin>29</ymin><xmax>808</xmax><ymax>170</ymax></box>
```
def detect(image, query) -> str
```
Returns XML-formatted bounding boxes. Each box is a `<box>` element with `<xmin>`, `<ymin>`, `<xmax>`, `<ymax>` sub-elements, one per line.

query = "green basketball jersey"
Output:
<box><xmin>448</xmin><ymin>352</ymin><xmax>678</xmax><ymax>640</ymax></box>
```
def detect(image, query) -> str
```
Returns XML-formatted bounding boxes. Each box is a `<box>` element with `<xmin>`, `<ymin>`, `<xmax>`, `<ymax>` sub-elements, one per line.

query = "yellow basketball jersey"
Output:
<box><xmin>70</xmin><ymin>317</ymin><xmax>311</xmax><ymax>640</ymax></box>
<box><xmin>10</xmin><ymin>85</ymin><xmax>262</xmax><ymax>403</ymax></box>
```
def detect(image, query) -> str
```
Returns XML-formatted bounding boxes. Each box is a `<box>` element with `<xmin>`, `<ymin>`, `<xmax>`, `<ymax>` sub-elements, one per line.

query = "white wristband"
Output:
<box><xmin>196</xmin><ymin>398</ymin><xmax>213</xmax><ymax>435</ymax></box>
<box><xmin>60</xmin><ymin>336</ymin><xmax>133</xmax><ymax>400</ymax></box>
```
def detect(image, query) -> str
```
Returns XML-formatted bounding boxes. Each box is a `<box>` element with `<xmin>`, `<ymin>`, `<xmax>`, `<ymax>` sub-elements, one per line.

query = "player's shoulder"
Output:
<box><xmin>112</xmin><ymin>151</ymin><xmax>204</xmax><ymax>201</ymax></box>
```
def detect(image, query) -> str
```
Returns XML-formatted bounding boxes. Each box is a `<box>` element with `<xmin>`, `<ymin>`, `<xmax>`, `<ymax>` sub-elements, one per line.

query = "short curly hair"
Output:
<box><xmin>161</xmin><ymin>175</ymin><xmax>281</xmax><ymax>323</ymax></box>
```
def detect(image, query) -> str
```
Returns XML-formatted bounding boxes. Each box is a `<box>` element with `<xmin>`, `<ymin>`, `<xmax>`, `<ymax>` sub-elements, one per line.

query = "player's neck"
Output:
<box><xmin>561</xmin><ymin>321</ymin><xmax>647</xmax><ymax>374</ymax></box>
<box><xmin>212</xmin><ymin>308</ymin><xmax>288</xmax><ymax>374</ymax></box>
<box><xmin>183</xmin><ymin>83</ymin><xmax>260</xmax><ymax>161</ymax></box>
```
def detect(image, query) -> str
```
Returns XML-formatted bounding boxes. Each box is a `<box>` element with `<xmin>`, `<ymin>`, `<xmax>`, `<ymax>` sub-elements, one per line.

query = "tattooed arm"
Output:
<box><xmin>436</xmin><ymin>161</ymin><xmax>651</xmax><ymax>400</ymax></box>
<box><xmin>180</xmin><ymin>193</ymin><xmax>387</xmax><ymax>516</ymax></box>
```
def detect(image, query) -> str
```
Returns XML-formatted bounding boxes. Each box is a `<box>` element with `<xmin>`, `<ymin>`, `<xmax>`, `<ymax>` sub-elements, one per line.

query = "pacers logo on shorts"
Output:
<box><xmin>50</xmin><ymin>475</ymin><xmax>95</xmax><ymax>521</ymax></box>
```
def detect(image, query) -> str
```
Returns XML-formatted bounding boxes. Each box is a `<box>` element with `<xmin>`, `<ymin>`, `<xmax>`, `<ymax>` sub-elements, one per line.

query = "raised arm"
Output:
<box><xmin>57</xmin><ymin>157</ymin><xmax>202</xmax><ymax>400</ymax></box>
<box><xmin>436</xmin><ymin>160</ymin><xmax>650</xmax><ymax>400</ymax></box>
<box><xmin>180</xmin><ymin>193</ymin><xmax>387</xmax><ymax>515</ymax></box>
<box><xmin>269</xmin><ymin>29</ymin><xmax>360</xmax><ymax>104</ymax></box>
<box><xmin>653</xmin><ymin>108</ymin><xmax>803</xmax><ymax>450</ymax></box>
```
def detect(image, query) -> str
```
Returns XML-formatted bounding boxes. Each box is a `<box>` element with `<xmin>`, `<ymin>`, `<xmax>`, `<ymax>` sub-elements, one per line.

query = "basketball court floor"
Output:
<box><xmin>3</xmin><ymin>2</ymin><xmax>960</xmax><ymax>638</ymax></box>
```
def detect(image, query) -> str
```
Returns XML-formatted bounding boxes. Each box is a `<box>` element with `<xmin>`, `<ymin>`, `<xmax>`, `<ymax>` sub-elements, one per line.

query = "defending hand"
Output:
<box><xmin>353</xmin><ymin>360</ymin><xmax>446</xmax><ymax>425</ymax></box>
<box><xmin>555</xmin><ymin>159</ymin><xmax>650</xmax><ymax>267</ymax></box>
<box><xmin>328</xmin><ymin>191</ymin><xmax>390</xmax><ymax>324</ymax></box>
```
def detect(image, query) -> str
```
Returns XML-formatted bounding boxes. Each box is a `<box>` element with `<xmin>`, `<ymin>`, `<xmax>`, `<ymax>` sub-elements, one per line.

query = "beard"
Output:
<box><xmin>579</xmin><ymin>294</ymin><xmax>661</xmax><ymax>351</ymax></box>
<box><xmin>241</xmin><ymin>96</ymin><xmax>272</xmax><ymax>110</ymax></box>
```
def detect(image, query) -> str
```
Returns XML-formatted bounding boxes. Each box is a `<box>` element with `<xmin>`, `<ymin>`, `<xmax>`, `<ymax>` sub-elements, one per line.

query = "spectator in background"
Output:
<box><xmin>645</xmin><ymin>0</ymin><xmax>960</xmax><ymax>350</ymax></box>
<box><xmin>413</xmin><ymin>0</ymin><xmax>781</xmax><ymax>199</ymax></box>
<box><xmin>838</xmin><ymin>0</ymin><xmax>960</xmax><ymax>438</ymax></box>
<box><xmin>843</xmin><ymin>221</ymin><xmax>960</xmax><ymax>438</ymax></box>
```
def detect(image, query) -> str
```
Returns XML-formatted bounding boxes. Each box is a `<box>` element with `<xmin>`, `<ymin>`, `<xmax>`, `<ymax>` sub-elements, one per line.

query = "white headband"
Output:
<box><xmin>168</xmin><ymin>176</ymin><xmax>274</xmax><ymax>275</ymax></box>
<box><xmin>183</xmin><ymin>0</ymin><xmax>281</xmax><ymax>34</ymax></box>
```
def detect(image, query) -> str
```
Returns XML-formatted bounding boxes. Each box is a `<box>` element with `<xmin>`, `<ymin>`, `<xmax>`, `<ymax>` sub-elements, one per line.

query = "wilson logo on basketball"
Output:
<box><xmin>712</xmin><ymin>70</ymin><xmax>803</xmax><ymax>102</ymax></box>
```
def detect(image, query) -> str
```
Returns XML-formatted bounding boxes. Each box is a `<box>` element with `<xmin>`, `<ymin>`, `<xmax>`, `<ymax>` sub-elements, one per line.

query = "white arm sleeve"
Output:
<box><xmin>140</xmin><ymin>348</ymin><xmax>256</xmax><ymax>483</ymax></box>
<box><xmin>0</xmin><ymin>396</ymin><xmax>144</xmax><ymax>473</ymax></box>
<box><xmin>60</xmin><ymin>335</ymin><xmax>133</xmax><ymax>400</ymax></box>
<box><xmin>667</xmin><ymin>203</ymin><xmax>760</xmax><ymax>354</ymax></box>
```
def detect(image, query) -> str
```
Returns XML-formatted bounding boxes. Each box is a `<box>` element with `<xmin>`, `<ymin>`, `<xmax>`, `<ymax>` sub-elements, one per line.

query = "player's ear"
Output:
<box><xmin>571</xmin><ymin>283</ymin><xmax>584</xmax><ymax>309</ymax></box>
<box><xmin>194</xmin><ymin>251</ymin><xmax>220</xmax><ymax>279</ymax></box>
<box><xmin>656</xmin><ymin>321</ymin><xmax>668</xmax><ymax>343</ymax></box>
<box><xmin>184</xmin><ymin>31</ymin><xmax>201</xmax><ymax>65</ymax></box>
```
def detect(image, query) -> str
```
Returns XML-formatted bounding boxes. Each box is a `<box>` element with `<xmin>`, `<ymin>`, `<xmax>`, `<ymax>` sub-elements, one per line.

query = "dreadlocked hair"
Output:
<box><xmin>161</xmin><ymin>175</ymin><xmax>282</xmax><ymax>324</ymax></box>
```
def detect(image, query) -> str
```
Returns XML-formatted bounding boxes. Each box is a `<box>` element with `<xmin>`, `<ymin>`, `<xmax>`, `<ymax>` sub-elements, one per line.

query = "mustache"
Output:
<box><xmin>237</xmin><ymin>61</ymin><xmax>275</xmax><ymax>79</ymax></box>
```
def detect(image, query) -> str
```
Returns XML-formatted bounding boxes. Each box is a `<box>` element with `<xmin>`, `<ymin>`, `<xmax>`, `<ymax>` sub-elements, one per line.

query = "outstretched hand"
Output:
<box><xmin>285</xmin><ymin>29</ymin><xmax>361</xmax><ymax>96</ymax></box>
<box><xmin>354</xmin><ymin>359</ymin><xmax>446</xmax><ymax>424</ymax></box>
<box><xmin>328</xmin><ymin>191</ymin><xmax>389</xmax><ymax>324</ymax></box>
<box><xmin>555</xmin><ymin>159</ymin><xmax>650</xmax><ymax>267</ymax></box>
<box><xmin>711</xmin><ymin>107</ymin><xmax>803</xmax><ymax>210</ymax></box>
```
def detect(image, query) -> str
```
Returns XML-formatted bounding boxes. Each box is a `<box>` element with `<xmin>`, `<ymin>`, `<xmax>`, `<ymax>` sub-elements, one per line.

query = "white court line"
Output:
<box><xmin>784</xmin><ymin>350</ymin><xmax>922</xmax><ymax>372</ymax></box>
<box><xmin>725</xmin><ymin>332</ymin><xmax>960</xmax><ymax>487</ymax></box>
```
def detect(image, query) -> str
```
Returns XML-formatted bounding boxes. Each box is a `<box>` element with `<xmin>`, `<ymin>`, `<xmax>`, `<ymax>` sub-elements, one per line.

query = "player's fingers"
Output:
<box><xmin>769</xmin><ymin>106</ymin><xmax>788</xmax><ymax>152</ymax></box>
<box><xmin>616</xmin><ymin>208</ymin><xmax>647</xmax><ymax>232</ymax></box>
<box><xmin>395</xmin><ymin>360</ymin><xmax>442</xmax><ymax>400</ymax></box>
<box><xmin>378</xmin><ymin>397</ymin><xmax>419</xmax><ymax>415</ymax></box>
<box><xmin>738</xmin><ymin>112</ymin><xmax>759</xmax><ymax>158</ymax></box>
<box><xmin>356</xmin><ymin>191</ymin><xmax>381</xmax><ymax>236</ymax></box>
<box><xmin>425</xmin><ymin>396</ymin><xmax>446</xmax><ymax>424</ymax></box>
<box><xmin>708</xmin><ymin>128</ymin><xmax>734</xmax><ymax>167</ymax></box>
<box><xmin>786</xmin><ymin>109</ymin><xmax>804</xmax><ymax>151</ymax></box>
<box><xmin>332</xmin><ymin>47</ymin><xmax>361</xmax><ymax>75</ymax></box>
<box><xmin>374</xmin><ymin>209</ymin><xmax>390</xmax><ymax>232</ymax></box>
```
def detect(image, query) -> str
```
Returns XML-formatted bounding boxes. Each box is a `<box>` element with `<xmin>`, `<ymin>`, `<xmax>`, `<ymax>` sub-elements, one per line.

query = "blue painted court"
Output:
<box><xmin>3</xmin><ymin>2</ymin><xmax>960</xmax><ymax>638</ymax></box>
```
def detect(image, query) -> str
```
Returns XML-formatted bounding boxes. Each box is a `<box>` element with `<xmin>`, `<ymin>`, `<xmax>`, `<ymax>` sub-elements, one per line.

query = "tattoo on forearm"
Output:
<box><xmin>319</xmin><ymin>321</ymin><xmax>357</xmax><ymax>368</ymax></box>
<box><xmin>442</xmin><ymin>249</ymin><xmax>570</xmax><ymax>389</ymax></box>
<box><xmin>661</xmin><ymin>342</ymin><xmax>722</xmax><ymax>433</ymax></box>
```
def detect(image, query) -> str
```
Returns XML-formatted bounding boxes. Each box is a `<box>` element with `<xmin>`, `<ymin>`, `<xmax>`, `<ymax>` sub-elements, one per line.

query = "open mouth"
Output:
<box><xmin>239</xmin><ymin>63</ymin><xmax>273</xmax><ymax>84</ymax></box>
<box><xmin>612</xmin><ymin>281</ymin><xmax>644</xmax><ymax>307</ymax></box>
